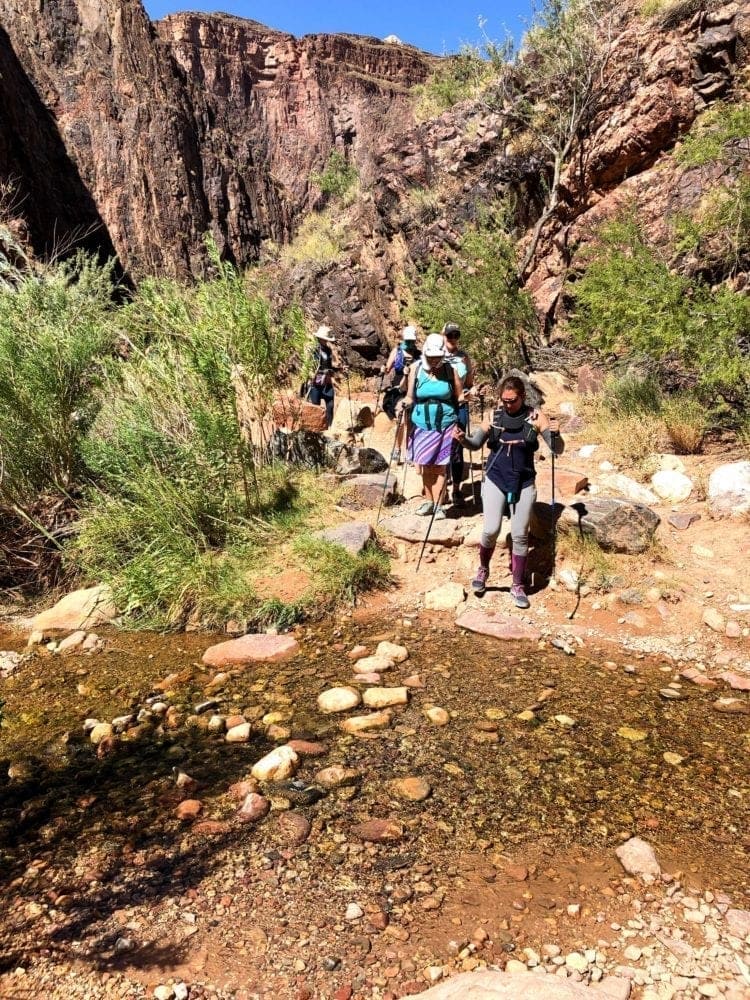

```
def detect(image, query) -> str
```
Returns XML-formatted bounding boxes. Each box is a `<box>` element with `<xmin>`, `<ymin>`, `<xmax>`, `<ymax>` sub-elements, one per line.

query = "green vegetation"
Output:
<box><xmin>413</xmin><ymin>35</ymin><xmax>508</xmax><ymax>119</ymax></box>
<box><xmin>0</xmin><ymin>254</ymin><xmax>116</xmax><ymax>507</ymax></box>
<box><xmin>281</xmin><ymin>209</ymin><xmax>349</xmax><ymax>265</ymax></box>
<box><xmin>567</xmin><ymin>216</ymin><xmax>750</xmax><ymax>406</ymax></box>
<box><xmin>411</xmin><ymin>209</ymin><xmax>536</xmax><ymax>379</ymax></box>
<box><xmin>675</xmin><ymin>102</ymin><xmax>750</xmax><ymax>169</ymax></box>
<box><xmin>310</xmin><ymin>150</ymin><xmax>358</xmax><ymax>200</ymax></box>
<box><xmin>0</xmin><ymin>240</ymin><xmax>390</xmax><ymax>627</ymax></box>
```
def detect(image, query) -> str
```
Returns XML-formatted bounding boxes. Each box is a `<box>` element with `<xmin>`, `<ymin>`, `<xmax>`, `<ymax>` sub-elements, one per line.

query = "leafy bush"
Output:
<box><xmin>414</xmin><ymin>44</ymin><xmax>501</xmax><ymax>119</ymax></box>
<box><xmin>0</xmin><ymin>255</ymin><xmax>115</xmax><ymax>506</ymax></box>
<box><xmin>411</xmin><ymin>209</ymin><xmax>536</xmax><ymax>379</ymax></box>
<box><xmin>567</xmin><ymin>216</ymin><xmax>750</xmax><ymax>406</ymax></box>
<box><xmin>673</xmin><ymin>175</ymin><xmax>750</xmax><ymax>277</ymax></box>
<box><xmin>310</xmin><ymin>151</ymin><xmax>358</xmax><ymax>200</ymax></box>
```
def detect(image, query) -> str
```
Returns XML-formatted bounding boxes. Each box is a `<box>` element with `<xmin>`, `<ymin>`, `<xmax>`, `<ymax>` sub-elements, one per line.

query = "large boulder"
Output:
<box><xmin>271</xmin><ymin>390</ymin><xmax>328</xmax><ymax>433</ymax></box>
<box><xmin>329</xmin><ymin>399</ymin><xmax>374</xmax><ymax>437</ymax></box>
<box><xmin>562</xmin><ymin>498</ymin><xmax>660</xmax><ymax>554</ymax></box>
<box><xmin>334</xmin><ymin>445</ymin><xmax>388</xmax><ymax>475</ymax></box>
<box><xmin>650</xmin><ymin>469</ymin><xmax>693</xmax><ymax>503</ymax></box>
<box><xmin>32</xmin><ymin>585</ymin><xmax>117</xmax><ymax>636</ymax></box>
<box><xmin>314</xmin><ymin>521</ymin><xmax>374</xmax><ymax>555</ymax></box>
<box><xmin>599</xmin><ymin>473</ymin><xmax>659</xmax><ymax>505</ymax></box>
<box><xmin>270</xmin><ymin>428</ymin><xmax>328</xmax><ymax>469</ymax></box>
<box><xmin>708</xmin><ymin>461</ymin><xmax>750</xmax><ymax>518</ymax></box>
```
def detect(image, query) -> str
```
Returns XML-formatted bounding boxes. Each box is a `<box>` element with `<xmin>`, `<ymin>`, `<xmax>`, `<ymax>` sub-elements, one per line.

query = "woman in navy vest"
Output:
<box><xmin>306</xmin><ymin>325</ymin><xmax>337</xmax><ymax>428</ymax></box>
<box><xmin>454</xmin><ymin>376</ymin><xmax>563</xmax><ymax>607</ymax></box>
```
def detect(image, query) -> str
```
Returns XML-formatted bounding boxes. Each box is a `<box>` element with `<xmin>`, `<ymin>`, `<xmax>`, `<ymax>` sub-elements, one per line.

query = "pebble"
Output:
<box><xmin>362</xmin><ymin>686</ymin><xmax>409</xmax><ymax>709</ymax></box>
<box><xmin>237</xmin><ymin>793</ymin><xmax>270</xmax><ymax>823</ymax></box>
<box><xmin>315</xmin><ymin>765</ymin><xmax>361</xmax><ymax>789</ymax></box>
<box><xmin>251</xmin><ymin>746</ymin><xmax>299</xmax><ymax>782</ymax></box>
<box><xmin>424</xmin><ymin>706</ymin><xmax>450</xmax><ymax>726</ymax></box>
<box><xmin>225</xmin><ymin>722</ymin><xmax>251</xmax><ymax>743</ymax></box>
<box><xmin>317</xmin><ymin>687</ymin><xmax>361</xmax><ymax>713</ymax></box>
<box><xmin>375</xmin><ymin>641</ymin><xmax>409</xmax><ymax>662</ymax></box>
<box><xmin>390</xmin><ymin>777</ymin><xmax>431</xmax><ymax>802</ymax></box>
<box><xmin>175</xmin><ymin>799</ymin><xmax>202</xmax><ymax>820</ymax></box>
<box><xmin>345</xmin><ymin>902</ymin><xmax>364</xmax><ymax>921</ymax></box>
<box><xmin>340</xmin><ymin>709</ymin><xmax>394</xmax><ymax>733</ymax></box>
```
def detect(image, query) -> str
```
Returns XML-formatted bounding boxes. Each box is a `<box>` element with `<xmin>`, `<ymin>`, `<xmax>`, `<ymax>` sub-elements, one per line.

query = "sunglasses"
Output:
<box><xmin>445</xmin><ymin>333</ymin><xmax>460</xmax><ymax>340</ymax></box>
<box><xmin>501</xmin><ymin>396</ymin><xmax>520</xmax><ymax>405</ymax></box>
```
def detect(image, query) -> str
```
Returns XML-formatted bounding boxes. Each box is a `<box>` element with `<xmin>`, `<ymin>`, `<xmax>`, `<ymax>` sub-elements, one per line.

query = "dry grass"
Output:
<box><xmin>578</xmin><ymin>396</ymin><xmax>666</xmax><ymax>475</ymax></box>
<box><xmin>661</xmin><ymin>396</ymin><xmax>706</xmax><ymax>454</ymax></box>
<box><xmin>281</xmin><ymin>210</ymin><xmax>349</xmax><ymax>265</ymax></box>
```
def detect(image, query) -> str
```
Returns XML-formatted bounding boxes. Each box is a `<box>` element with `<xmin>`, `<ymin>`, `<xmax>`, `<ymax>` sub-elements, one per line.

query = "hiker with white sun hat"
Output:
<box><xmin>306</xmin><ymin>324</ymin><xmax>338</xmax><ymax>428</ymax></box>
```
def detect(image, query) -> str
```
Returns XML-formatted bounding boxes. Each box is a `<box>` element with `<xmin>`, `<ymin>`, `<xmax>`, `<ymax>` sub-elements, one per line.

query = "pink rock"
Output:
<box><xmin>225</xmin><ymin>714</ymin><xmax>247</xmax><ymax>729</ymax></box>
<box><xmin>227</xmin><ymin>779</ymin><xmax>259</xmax><ymax>801</ymax></box>
<box><xmin>202</xmin><ymin>633</ymin><xmax>299</xmax><ymax>667</ymax></box>
<box><xmin>718</xmin><ymin>670</ymin><xmax>750</xmax><ymax>691</ymax></box>
<box><xmin>352</xmin><ymin>672</ymin><xmax>381</xmax><ymax>684</ymax></box>
<box><xmin>404</xmin><ymin>674</ymin><xmax>425</xmax><ymax>688</ymax></box>
<box><xmin>713</xmin><ymin>697</ymin><xmax>750</xmax><ymax>715</ymax></box>
<box><xmin>679</xmin><ymin>667</ymin><xmax>717</xmax><ymax>689</ymax></box>
<box><xmin>416</xmin><ymin>969</ymin><xmax>625</xmax><ymax>998</ymax></box>
<box><xmin>351</xmin><ymin>818</ymin><xmax>404</xmax><ymax>843</ymax></box>
<box><xmin>286</xmin><ymin>739</ymin><xmax>327</xmax><ymax>757</ymax></box>
<box><xmin>32</xmin><ymin>585</ymin><xmax>117</xmax><ymax>636</ymax></box>
<box><xmin>725</xmin><ymin>621</ymin><xmax>742</xmax><ymax>638</ymax></box>
<box><xmin>192</xmin><ymin>820</ymin><xmax>230</xmax><ymax>836</ymax></box>
<box><xmin>175</xmin><ymin>799</ymin><xmax>203</xmax><ymax>821</ymax></box>
<box><xmin>456</xmin><ymin>609</ymin><xmax>542</xmax><ymax>643</ymax></box>
<box><xmin>347</xmin><ymin>644</ymin><xmax>369</xmax><ymax>659</ymax></box>
<box><xmin>237</xmin><ymin>793</ymin><xmax>270</xmax><ymax>823</ymax></box>
<box><xmin>725</xmin><ymin>908</ymin><xmax>750</xmax><ymax>938</ymax></box>
<box><xmin>56</xmin><ymin>630</ymin><xmax>88</xmax><ymax>653</ymax></box>
<box><xmin>273</xmin><ymin>811</ymin><xmax>311</xmax><ymax>846</ymax></box>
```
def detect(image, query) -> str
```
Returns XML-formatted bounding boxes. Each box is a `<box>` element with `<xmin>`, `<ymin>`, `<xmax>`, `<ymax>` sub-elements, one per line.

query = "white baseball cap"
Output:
<box><xmin>422</xmin><ymin>333</ymin><xmax>446</xmax><ymax>357</ymax></box>
<box><xmin>314</xmin><ymin>325</ymin><xmax>335</xmax><ymax>342</ymax></box>
<box><xmin>402</xmin><ymin>325</ymin><xmax>417</xmax><ymax>341</ymax></box>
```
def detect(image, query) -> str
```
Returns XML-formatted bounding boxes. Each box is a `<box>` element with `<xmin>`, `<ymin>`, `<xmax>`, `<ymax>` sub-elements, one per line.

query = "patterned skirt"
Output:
<box><xmin>407</xmin><ymin>426</ymin><xmax>454</xmax><ymax>467</ymax></box>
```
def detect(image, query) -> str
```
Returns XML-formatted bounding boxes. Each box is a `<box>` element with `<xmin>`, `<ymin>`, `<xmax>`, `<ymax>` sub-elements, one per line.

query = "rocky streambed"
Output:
<box><xmin>0</xmin><ymin>617</ymin><xmax>748</xmax><ymax>1000</ymax></box>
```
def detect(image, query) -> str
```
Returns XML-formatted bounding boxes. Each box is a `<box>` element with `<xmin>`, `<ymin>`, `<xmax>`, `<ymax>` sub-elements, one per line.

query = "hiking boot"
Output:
<box><xmin>471</xmin><ymin>565</ymin><xmax>489</xmax><ymax>595</ymax></box>
<box><xmin>511</xmin><ymin>584</ymin><xmax>530</xmax><ymax>609</ymax></box>
<box><xmin>433</xmin><ymin>506</ymin><xmax>446</xmax><ymax>520</ymax></box>
<box><xmin>415</xmin><ymin>500</ymin><xmax>434</xmax><ymax>516</ymax></box>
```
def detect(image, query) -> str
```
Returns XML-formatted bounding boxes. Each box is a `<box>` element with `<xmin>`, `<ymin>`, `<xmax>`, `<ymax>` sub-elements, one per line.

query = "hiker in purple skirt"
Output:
<box><xmin>400</xmin><ymin>333</ymin><xmax>463</xmax><ymax>521</ymax></box>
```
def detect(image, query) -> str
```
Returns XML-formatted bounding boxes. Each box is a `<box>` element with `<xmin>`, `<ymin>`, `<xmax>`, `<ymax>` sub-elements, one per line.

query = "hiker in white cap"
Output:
<box><xmin>381</xmin><ymin>324</ymin><xmax>420</xmax><ymax>462</ymax></box>
<box><xmin>307</xmin><ymin>325</ymin><xmax>338</xmax><ymax>428</ymax></box>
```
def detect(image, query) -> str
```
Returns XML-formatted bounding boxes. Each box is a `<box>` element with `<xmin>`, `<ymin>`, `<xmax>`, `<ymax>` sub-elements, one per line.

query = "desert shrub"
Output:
<box><xmin>414</xmin><ymin>33</ymin><xmax>509</xmax><ymax>120</ymax></box>
<box><xmin>0</xmin><ymin>254</ymin><xmax>116</xmax><ymax>506</ymax></box>
<box><xmin>411</xmin><ymin>209</ymin><xmax>536</xmax><ymax>379</ymax></box>
<box><xmin>293</xmin><ymin>536</ymin><xmax>391</xmax><ymax>607</ymax></box>
<box><xmin>310</xmin><ymin>151</ymin><xmax>358</xmax><ymax>200</ymax></box>
<box><xmin>661</xmin><ymin>394</ymin><xmax>707</xmax><ymax>454</ymax></box>
<box><xmin>567</xmin><ymin>216</ymin><xmax>750</xmax><ymax>407</ymax></box>
<box><xmin>281</xmin><ymin>210</ymin><xmax>348</xmax><ymax>265</ymax></box>
<box><xmin>673</xmin><ymin>175</ymin><xmax>750</xmax><ymax>277</ymax></box>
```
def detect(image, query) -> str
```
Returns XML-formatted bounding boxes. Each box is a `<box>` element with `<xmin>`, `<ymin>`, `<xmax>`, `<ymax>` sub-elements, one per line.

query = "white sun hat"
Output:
<box><xmin>402</xmin><ymin>325</ymin><xmax>417</xmax><ymax>341</ymax></box>
<box><xmin>314</xmin><ymin>325</ymin><xmax>335</xmax><ymax>342</ymax></box>
<box><xmin>422</xmin><ymin>332</ymin><xmax>446</xmax><ymax>358</ymax></box>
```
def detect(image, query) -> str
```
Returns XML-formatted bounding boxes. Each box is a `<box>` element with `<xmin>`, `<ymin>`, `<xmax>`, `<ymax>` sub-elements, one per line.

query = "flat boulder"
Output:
<box><xmin>340</xmin><ymin>473</ymin><xmax>398</xmax><ymax>509</ymax></box>
<box><xmin>562</xmin><ymin>498</ymin><xmax>660</xmax><ymax>554</ymax></box>
<box><xmin>456</xmin><ymin>609</ymin><xmax>542</xmax><ymax>643</ymax></box>
<box><xmin>272</xmin><ymin>391</ymin><xmax>328</xmax><ymax>433</ymax></box>
<box><xmin>425</xmin><ymin>582</ymin><xmax>466</xmax><ymax>611</ymax></box>
<box><xmin>600</xmin><ymin>473</ymin><xmax>659</xmax><ymax>505</ymax></box>
<box><xmin>32</xmin><ymin>585</ymin><xmax>117</xmax><ymax>636</ymax></box>
<box><xmin>202</xmin><ymin>633</ymin><xmax>299</xmax><ymax>667</ymax></box>
<box><xmin>381</xmin><ymin>514</ymin><xmax>463</xmax><ymax>546</ymax></box>
<box><xmin>417</xmin><ymin>970</ymin><xmax>622</xmax><ymax>998</ymax></box>
<box><xmin>329</xmin><ymin>399</ymin><xmax>374</xmax><ymax>436</ymax></box>
<box><xmin>314</xmin><ymin>521</ymin><xmax>374</xmax><ymax>555</ymax></box>
<box><xmin>708</xmin><ymin>461</ymin><xmax>750</xmax><ymax>518</ymax></box>
<box><xmin>335</xmin><ymin>445</ymin><xmax>388</xmax><ymax>475</ymax></box>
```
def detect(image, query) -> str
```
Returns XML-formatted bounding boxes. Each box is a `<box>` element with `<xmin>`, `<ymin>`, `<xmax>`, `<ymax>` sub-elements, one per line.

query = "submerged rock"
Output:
<box><xmin>202</xmin><ymin>633</ymin><xmax>299</xmax><ymax>667</ymax></box>
<box><xmin>317</xmin><ymin>687</ymin><xmax>362</xmax><ymax>713</ymax></box>
<box><xmin>251</xmin><ymin>746</ymin><xmax>299</xmax><ymax>782</ymax></box>
<box><xmin>456</xmin><ymin>609</ymin><xmax>542</xmax><ymax>642</ymax></box>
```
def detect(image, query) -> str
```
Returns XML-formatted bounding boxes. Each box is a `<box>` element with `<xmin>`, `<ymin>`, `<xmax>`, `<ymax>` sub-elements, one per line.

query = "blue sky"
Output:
<box><xmin>143</xmin><ymin>1</ymin><xmax>534</xmax><ymax>55</ymax></box>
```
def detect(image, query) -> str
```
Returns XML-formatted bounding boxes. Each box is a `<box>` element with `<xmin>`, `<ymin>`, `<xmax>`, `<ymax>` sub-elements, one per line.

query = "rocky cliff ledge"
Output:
<box><xmin>0</xmin><ymin>0</ymin><xmax>432</xmax><ymax>276</ymax></box>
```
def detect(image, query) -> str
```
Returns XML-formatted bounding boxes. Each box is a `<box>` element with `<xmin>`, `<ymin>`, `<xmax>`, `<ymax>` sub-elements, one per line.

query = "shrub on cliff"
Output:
<box><xmin>567</xmin><ymin>216</ymin><xmax>750</xmax><ymax>410</ymax></box>
<box><xmin>310</xmin><ymin>150</ymin><xmax>358</xmax><ymax>202</ymax></box>
<box><xmin>410</xmin><ymin>209</ymin><xmax>536</xmax><ymax>380</ymax></box>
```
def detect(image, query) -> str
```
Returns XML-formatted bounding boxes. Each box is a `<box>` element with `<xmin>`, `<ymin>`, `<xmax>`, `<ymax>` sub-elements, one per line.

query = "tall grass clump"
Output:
<box><xmin>73</xmin><ymin>244</ymin><xmax>310</xmax><ymax>628</ymax></box>
<box><xmin>293</xmin><ymin>536</ymin><xmax>391</xmax><ymax>607</ymax></box>
<box><xmin>0</xmin><ymin>254</ymin><xmax>116</xmax><ymax>507</ymax></box>
<box><xmin>411</xmin><ymin>208</ymin><xmax>536</xmax><ymax>379</ymax></box>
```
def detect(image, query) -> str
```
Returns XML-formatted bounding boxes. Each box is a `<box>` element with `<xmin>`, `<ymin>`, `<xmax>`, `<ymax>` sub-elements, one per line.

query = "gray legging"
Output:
<box><xmin>480</xmin><ymin>478</ymin><xmax>536</xmax><ymax>556</ymax></box>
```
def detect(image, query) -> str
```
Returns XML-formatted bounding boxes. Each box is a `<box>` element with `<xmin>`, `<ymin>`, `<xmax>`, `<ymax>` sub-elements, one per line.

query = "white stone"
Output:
<box><xmin>251</xmin><ymin>745</ymin><xmax>299</xmax><ymax>782</ymax></box>
<box><xmin>317</xmin><ymin>687</ymin><xmax>361</xmax><ymax>713</ymax></box>
<box><xmin>578</xmin><ymin>445</ymin><xmax>598</xmax><ymax>458</ymax></box>
<box><xmin>225</xmin><ymin>723</ymin><xmax>251</xmax><ymax>743</ymax></box>
<box><xmin>345</xmin><ymin>902</ymin><xmax>364</xmax><ymax>921</ymax></box>
<box><xmin>354</xmin><ymin>654</ymin><xmax>394</xmax><ymax>673</ymax></box>
<box><xmin>425</xmin><ymin>582</ymin><xmax>467</xmax><ymax>611</ymax></box>
<box><xmin>615</xmin><ymin>837</ymin><xmax>661</xmax><ymax>879</ymax></box>
<box><xmin>559</xmin><ymin>568</ymin><xmax>580</xmax><ymax>593</ymax></box>
<box><xmin>650</xmin><ymin>470</ymin><xmax>693</xmax><ymax>503</ymax></box>
<box><xmin>654</xmin><ymin>454</ymin><xmax>686</xmax><ymax>473</ymax></box>
<box><xmin>375</xmin><ymin>640</ymin><xmax>409</xmax><ymax>662</ymax></box>
<box><xmin>600</xmin><ymin>473</ymin><xmax>659</xmax><ymax>505</ymax></box>
<box><xmin>362</xmin><ymin>686</ymin><xmax>409</xmax><ymax>709</ymax></box>
<box><xmin>89</xmin><ymin>722</ymin><xmax>113</xmax><ymax>745</ymax></box>
<box><xmin>708</xmin><ymin>461</ymin><xmax>750</xmax><ymax>518</ymax></box>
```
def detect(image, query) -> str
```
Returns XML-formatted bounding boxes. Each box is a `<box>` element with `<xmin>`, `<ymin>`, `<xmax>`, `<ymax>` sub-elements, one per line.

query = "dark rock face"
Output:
<box><xmin>0</xmin><ymin>0</ymin><xmax>433</xmax><ymax>277</ymax></box>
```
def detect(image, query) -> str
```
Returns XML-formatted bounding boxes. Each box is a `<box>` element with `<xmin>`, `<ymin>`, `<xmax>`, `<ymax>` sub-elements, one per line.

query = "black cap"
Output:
<box><xmin>442</xmin><ymin>322</ymin><xmax>460</xmax><ymax>337</ymax></box>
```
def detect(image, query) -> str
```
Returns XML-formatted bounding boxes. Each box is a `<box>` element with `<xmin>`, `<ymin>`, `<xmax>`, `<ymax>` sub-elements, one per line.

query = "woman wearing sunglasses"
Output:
<box><xmin>453</xmin><ymin>376</ymin><xmax>563</xmax><ymax>607</ymax></box>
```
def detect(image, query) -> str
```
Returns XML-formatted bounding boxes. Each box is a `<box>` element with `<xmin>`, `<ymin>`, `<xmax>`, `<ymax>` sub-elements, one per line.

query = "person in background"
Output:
<box><xmin>306</xmin><ymin>325</ymin><xmax>338</xmax><ymax>428</ymax></box>
<box><xmin>453</xmin><ymin>375</ymin><xmax>563</xmax><ymax>608</ymax></box>
<box><xmin>442</xmin><ymin>322</ymin><xmax>475</xmax><ymax>507</ymax></box>
<box><xmin>401</xmin><ymin>333</ymin><xmax>463</xmax><ymax>521</ymax></box>
<box><xmin>381</xmin><ymin>325</ymin><xmax>420</xmax><ymax>462</ymax></box>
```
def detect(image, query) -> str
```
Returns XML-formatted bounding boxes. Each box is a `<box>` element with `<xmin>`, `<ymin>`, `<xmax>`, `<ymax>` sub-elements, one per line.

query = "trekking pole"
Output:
<box><xmin>345</xmin><ymin>368</ymin><xmax>355</xmax><ymax>434</ymax></box>
<box><xmin>550</xmin><ymin>417</ymin><xmax>558</xmax><ymax>584</ymax></box>
<box><xmin>479</xmin><ymin>393</ymin><xmax>486</xmax><ymax>484</ymax></box>
<box><xmin>466</xmin><ymin>406</ymin><xmax>475</xmax><ymax>501</ymax></box>
<box><xmin>376</xmin><ymin>407</ymin><xmax>403</xmax><ymax>524</ymax></box>
<box><xmin>416</xmin><ymin>477</ymin><xmax>448</xmax><ymax>573</ymax></box>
